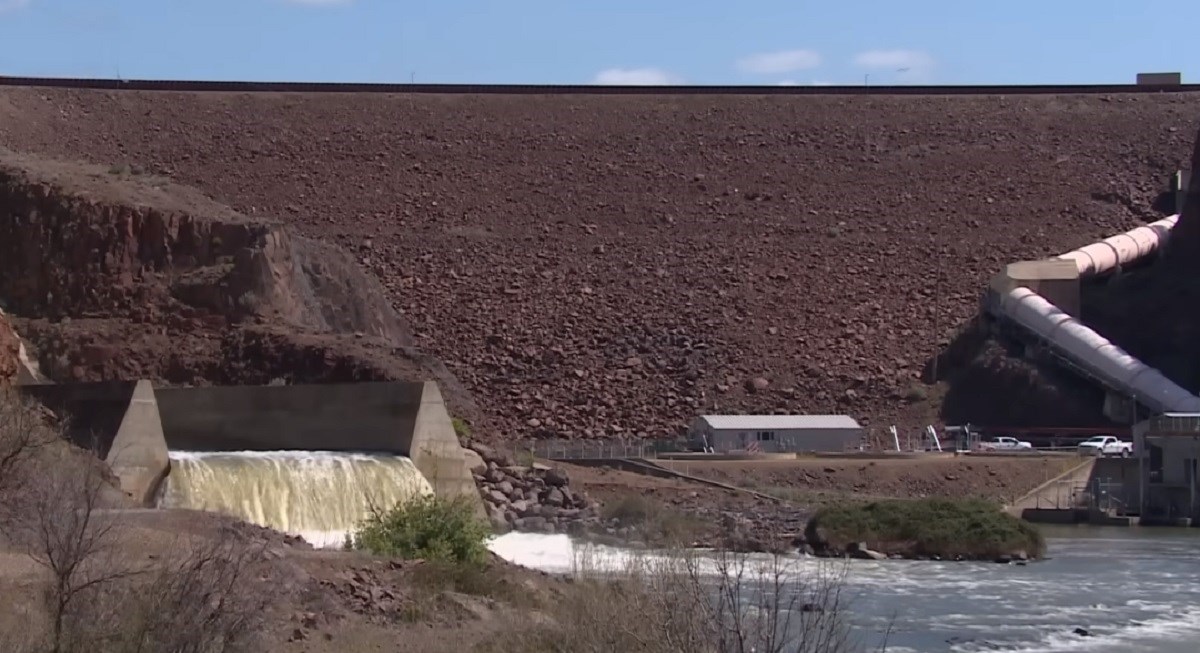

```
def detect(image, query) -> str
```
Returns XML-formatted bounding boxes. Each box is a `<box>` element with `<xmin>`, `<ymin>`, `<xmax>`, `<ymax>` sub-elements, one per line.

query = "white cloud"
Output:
<box><xmin>0</xmin><ymin>0</ymin><xmax>31</xmax><ymax>13</ymax></box>
<box><xmin>737</xmin><ymin>49</ymin><xmax>822</xmax><ymax>75</ymax></box>
<box><xmin>591</xmin><ymin>68</ymin><xmax>682</xmax><ymax>85</ymax></box>
<box><xmin>852</xmin><ymin>49</ymin><xmax>935</xmax><ymax>82</ymax></box>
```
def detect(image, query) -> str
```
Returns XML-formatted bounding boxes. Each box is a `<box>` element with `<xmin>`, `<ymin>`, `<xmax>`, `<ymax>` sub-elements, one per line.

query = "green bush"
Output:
<box><xmin>807</xmin><ymin>497</ymin><xmax>1045</xmax><ymax>560</ymax></box>
<box><xmin>351</xmin><ymin>494</ymin><xmax>491</xmax><ymax>565</ymax></box>
<box><xmin>451</xmin><ymin>417</ymin><xmax>471</xmax><ymax>439</ymax></box>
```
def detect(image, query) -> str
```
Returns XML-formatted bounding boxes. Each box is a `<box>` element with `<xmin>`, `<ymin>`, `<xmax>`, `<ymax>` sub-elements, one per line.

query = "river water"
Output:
<box><xmin>487</xmin><ymin>526</ymin><xmax>1200</xmax><ymax>653</ymax></box>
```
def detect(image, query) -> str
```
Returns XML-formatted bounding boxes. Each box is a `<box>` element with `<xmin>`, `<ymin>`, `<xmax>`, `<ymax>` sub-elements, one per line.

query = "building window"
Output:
<box><xmin>757</xmin><ymin>431</ymin><xmax>776</xmax><ymax>442</ymax></box>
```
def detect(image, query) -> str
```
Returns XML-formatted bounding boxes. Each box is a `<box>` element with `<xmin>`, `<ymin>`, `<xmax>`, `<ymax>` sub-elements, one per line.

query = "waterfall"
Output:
<box><xmin>157</xmin><ymin>450</ymin><xmax>433</xmax><ymax>548</ymax></box>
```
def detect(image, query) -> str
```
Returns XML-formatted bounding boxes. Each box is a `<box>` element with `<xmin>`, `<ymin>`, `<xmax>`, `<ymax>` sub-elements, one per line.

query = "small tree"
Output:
<box><xmin>0</xmin><ymin>388</ymin><xmax>57</xmax><ymax>501</ymax></box>
<box><xmin>12</xmin><ymin>463</ymin><xmax>137</xmax><ymax>653</ymax></box>
<box><xmin>350</xmin><ymin>494</ymin><xmax>491</xmax><ymax>565</ymax></box>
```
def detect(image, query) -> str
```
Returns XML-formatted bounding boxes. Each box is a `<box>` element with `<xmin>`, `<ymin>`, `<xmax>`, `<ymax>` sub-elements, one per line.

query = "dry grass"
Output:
<box><xmin>480</xmin><ymin>547</ymin><xmax>888</xmax><ymax>653</ymax></box>
<box><xmin>0</xmin><ymin>389</ymin><xmax>280</xmax><ymax>653</ymax></box>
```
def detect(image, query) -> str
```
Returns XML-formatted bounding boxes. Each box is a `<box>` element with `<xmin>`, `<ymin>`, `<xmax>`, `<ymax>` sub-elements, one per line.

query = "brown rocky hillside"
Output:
<box><xmin>1</xmin><ymin>87</ymin><xmax>1197</xmax><ymax>438</ymax></box>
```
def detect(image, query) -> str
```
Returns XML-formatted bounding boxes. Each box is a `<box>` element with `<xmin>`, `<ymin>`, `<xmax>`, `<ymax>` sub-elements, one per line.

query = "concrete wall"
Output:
<box><xmin>1136</xmin><ymin>72</ymin><xmax>1182</xmax><ymax>85</ymax></box>
<box><xmin>155</xmin><ymin>380</ymin><xmax>481</xmax><ymax>509</ymax></box>
<box><xmin>19</xmin><ymin>380</ymin><xmax>169</xmax><ymax>505</ymax></box>
<box><xmin>990</xmin><ymin>259</ymin><xmax>1081</xmax><ymax>316</ymax></box>
<box><xmin>20</xmin><ymin>381</ymin><xmax>139</xmax><ymax>457</ymax></box>
<box><xmin>21</xmin><ymin>379</ymin><xmax>481</xmax><ymax>512</ymax></box>
<box><xmin>708</xmin><ymin>427</ymin><xmax>862</xmax><ymax>453</ymax></box>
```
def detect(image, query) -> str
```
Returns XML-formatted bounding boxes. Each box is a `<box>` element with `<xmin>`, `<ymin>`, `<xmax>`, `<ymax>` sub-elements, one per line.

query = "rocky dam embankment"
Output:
<box><xmin>0</xmin><ymin>150</ymin><xmax>611</xmax><ymax>536</ymax></box>
<box><xmin>2</xmin><ymin>86</ymin><xmax>1196</xmax><ymax>437</ymax></box>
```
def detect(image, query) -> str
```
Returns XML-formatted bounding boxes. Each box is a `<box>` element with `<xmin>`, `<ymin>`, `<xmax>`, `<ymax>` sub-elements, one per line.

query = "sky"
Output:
<box><xmin>0</xmin><ymin>0</ymin><xmax>1195</xmax><ymax>85</ymax></box>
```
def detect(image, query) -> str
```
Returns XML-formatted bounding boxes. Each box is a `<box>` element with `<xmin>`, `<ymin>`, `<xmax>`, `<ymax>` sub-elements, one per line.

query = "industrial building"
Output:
<box><xmin>688</xmin><ymin>414</ymin><xmax>863</xmax><ymax>454</ymax></box>
<box><xmin>1135</xmin><ymin>413</ymin><xmax>1200</xmax><ymax>524</ymax></box>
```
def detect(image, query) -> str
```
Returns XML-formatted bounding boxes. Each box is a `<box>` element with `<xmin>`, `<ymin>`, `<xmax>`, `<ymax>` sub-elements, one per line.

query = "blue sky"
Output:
<box><xmin>0</xmin><ymin>0</ymin><xmax>1194</xmax><ymax>85</ymax></box>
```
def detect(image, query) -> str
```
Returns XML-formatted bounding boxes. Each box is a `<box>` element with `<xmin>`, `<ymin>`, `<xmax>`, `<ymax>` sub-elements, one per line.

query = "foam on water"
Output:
<box><xmin>488</xmin><ymin>531</ymin><xmax>1200</xmax><ymax>653</ymax></box>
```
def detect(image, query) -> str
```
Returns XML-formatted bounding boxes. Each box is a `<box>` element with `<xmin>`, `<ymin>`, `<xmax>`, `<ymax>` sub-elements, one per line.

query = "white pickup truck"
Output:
<box><xmin>980</xmin><ymin>436</ymin><xmax>1033</xmax><ymax>451</ymax></box>
<box><xmin>1077</xmin><ymin>435</ymin><xmax>1133</xmax><ymax>457</ymax></box>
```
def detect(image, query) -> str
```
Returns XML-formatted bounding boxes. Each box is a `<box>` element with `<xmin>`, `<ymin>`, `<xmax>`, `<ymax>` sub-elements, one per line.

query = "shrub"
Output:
<box><xmin>451</xmin><ymin>417</ymin><xmax>472</xmax><ymax>439</ymax></box>
<box><xmin>807</xmin><ymin>498</ymin><xmax>1045</xmax><ymax>560</ymax></box>
<box><xmin>351</xmin><ymin>494</ymin><xmax>491</xmax><ymax>565</ymax></box>
<box><xmin>480</xmin><ymin>547</ymin><xmax>882</xmax><ymax>653</ymax></box>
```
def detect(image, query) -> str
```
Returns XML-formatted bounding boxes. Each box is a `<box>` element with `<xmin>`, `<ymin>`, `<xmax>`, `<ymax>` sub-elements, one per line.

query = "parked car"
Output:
<box><xmin>1077</xmin><ymin>435</ymin><xmax>1133</xmax><ymax>457</ymax></box>
<box><xmin>980</xmin><ymin>436</ymin><xmax>1033</xmax><ymax>451</ymax></box>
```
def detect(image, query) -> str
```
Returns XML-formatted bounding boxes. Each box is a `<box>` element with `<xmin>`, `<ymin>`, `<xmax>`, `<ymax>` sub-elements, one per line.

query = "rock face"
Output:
<box><xmin>0</xmin><ymin>310</ymin><xmax>18</xmax><ymax>386</ymax></box>
<box><xmin>0</xmin><ymin>153</ymin><xmax>478</xmax><ymax>420</ymax></box>
<box><xmin>0</xmin><ymin>154</ymin><xmax>404</xmax><ymax>343</ymax></box>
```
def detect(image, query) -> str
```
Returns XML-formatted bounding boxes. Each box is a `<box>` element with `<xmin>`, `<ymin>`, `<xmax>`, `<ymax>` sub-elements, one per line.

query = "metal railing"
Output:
<box><xmin>1027</xmin><ymin>476</ymin><xmax>1132</xmax><ymax>513</ymax></box>
<box><xmin>523</xmin><ymin>439</ymin><xmax>692</xmax><ymax>461</ymax></box>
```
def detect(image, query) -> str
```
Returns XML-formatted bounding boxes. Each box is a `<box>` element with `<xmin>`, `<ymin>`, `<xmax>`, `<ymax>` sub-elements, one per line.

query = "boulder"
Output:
<box><xmin>846</xmin><ymin>542</ymin><xmax>887</xmax><ymax>561</ymax></box>
<box><xmin>544</xmin><ymin>487</ymin><xmax>566</xmax><ymax>507</ymax></box>
<box><xmin>544</xmin><ymin>467</ymin><xmax>570</xmax><ymax>487</ymax></box>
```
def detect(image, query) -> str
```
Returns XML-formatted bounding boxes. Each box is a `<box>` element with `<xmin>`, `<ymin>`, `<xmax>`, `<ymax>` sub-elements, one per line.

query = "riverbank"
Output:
<box><xmin>553</xmin><ymin>455</ymin><xmax>1080</xmax><ymax>554</ymax></box>
<box><xmin>491</xmin><ymin>527</ymin><xmax>1200</xmax><ymax>653</ymax></box>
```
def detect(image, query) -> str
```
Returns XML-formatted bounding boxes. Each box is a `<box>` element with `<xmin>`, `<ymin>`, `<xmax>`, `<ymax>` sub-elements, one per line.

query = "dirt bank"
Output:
<box><xmin>650</xmin><ymin>455</ymin><xmax>1079</xmax><ymax>505</ymax></box>
<box><xmin>0</xmin><ymin>311</ymin><xmax>17</xmax><ymax>386</ymax></box>
<box><xmin>0</xmin><ymin>508</ymin><xmax>568</xmax><ymax>653</ymax></box>
<box><xmin>2</xmin><ymin>88</ymin><xmax>1196</xmax><ymax>438</ymax></box>
<box><xmin>557</xmin><ymin>454</ymin><xmax>1077</xmax><ymax>550</ymax></box>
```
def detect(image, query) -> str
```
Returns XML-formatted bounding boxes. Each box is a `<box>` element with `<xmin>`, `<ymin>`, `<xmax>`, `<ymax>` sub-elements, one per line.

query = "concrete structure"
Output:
<box><xmin>989</xmin><ymin>259</ymin><xmax>1081</xmax><ymax>316</ymax></box>
<box><xmin>688</xmin><ymin>414</ymin><xmax>863</xmax><ymax>453</ymax></box>
<box><xmin>20</xmin><ymin>379</ymin><xmax>481</xmax><ymax>513</ymax></box>
<box><xmin>1136</xmin><ymin>72</ymin><xmax>1183</xmax><ymax>85</ymax></box>
<box><xmin>154</xmin><ymin>380</ymin><xmax>479</xmax><ymax>508</ymax></box>
<box><xmin>1135</xmin><ymin>413</ymin><xmax>1200</xmax><ymax>524</ymax></box>
<box><xmin>106</xmin><ymin>380</ymin><xmax>171</xmax><ymax>505</ymax></box>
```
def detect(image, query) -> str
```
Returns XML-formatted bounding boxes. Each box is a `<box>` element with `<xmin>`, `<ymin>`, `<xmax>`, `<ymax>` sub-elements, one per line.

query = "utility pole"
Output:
<box><xmin>930</xmin><ymin>249</ymin><xmax>942</xmax><ymax>383</ymax></box>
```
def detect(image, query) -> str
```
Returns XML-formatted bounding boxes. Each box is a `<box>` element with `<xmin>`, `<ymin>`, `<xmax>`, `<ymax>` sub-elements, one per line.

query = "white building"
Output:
<box><xmin>688</xmin><ymin>414</ymin><xmax>864</xmax><ymax>454</ymax></box>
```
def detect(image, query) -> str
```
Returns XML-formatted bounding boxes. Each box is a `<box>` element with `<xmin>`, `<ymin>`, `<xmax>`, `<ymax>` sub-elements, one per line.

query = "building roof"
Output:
<box><xmin>697</xmin><ymin>414</ymin><xmax>862</xmax><ymax>431</ymax></box>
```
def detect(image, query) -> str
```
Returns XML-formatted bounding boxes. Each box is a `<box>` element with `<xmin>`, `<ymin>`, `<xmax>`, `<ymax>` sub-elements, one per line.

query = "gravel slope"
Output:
<box><xmin>1</xmin><ymin>88</ymin><xmax>1197</xmax><ymax>439</ymax></box>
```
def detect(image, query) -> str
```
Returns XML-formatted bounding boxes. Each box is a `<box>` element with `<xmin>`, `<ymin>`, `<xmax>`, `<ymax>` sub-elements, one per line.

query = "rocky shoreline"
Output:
<box><xmin>466</xmin><ymin>445</ymin><xmax>1041</xmax><ymax>563</ymax></box>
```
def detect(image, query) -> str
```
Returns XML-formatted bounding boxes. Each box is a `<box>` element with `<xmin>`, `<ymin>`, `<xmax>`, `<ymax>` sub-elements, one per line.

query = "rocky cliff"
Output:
<box><xmin>0</xmin><ymin>151</ymin><xmax>478</xmax><ymax>421</ymax></box>
<box><xmin>0</xmin><ymin>310</ymin><xmax>18</xmax><ymax>386</ymax></box>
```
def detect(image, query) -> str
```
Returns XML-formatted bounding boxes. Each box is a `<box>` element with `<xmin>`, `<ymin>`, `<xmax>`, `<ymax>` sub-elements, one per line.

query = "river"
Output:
<box><xmin>487</xmin><ymin>525</ymin><xmax>1200</xmax><ymax>653</ymax></box>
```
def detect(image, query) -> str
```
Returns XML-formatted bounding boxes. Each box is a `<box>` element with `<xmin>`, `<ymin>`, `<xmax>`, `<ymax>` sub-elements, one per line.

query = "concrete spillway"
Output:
<box><xmin>157</xmin><ymin>450</ymin><xmax>433</xmax><ymax>547</ymax></box>
<box><xmin>18</xmin><ymin>380</ymin><xmax>484</xmax><ymax>529</ymax></box>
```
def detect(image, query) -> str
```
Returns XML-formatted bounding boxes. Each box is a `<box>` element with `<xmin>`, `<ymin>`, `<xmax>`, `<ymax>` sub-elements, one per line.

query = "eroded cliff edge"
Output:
<box><xmin>0</xmin><ymin>151</ymin><xmax>479</xmax><ymax>423</ymax></box>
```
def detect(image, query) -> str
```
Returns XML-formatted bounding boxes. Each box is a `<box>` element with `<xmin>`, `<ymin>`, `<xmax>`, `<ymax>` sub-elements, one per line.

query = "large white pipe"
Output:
<box><xmin>1055</xmin><ymin>214</ymin><xmax>1178</xmax><ymax>277</ymax></box>
<box><xmin>1000</xmin><ymin>287</ymin><xmax>1200</xmax><ymax>413</ymax></box>
<box><xmin>995</xmin><ymin>214</ymin><xmax>1198</xmax><ymax>413</ymax></box>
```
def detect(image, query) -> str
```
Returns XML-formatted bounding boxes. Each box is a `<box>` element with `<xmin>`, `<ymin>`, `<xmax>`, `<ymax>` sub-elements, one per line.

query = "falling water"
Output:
<box><xmin>157</xmin><ymin>450</ymin><xmax>433</xmax><ymax>547</ymax></box>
